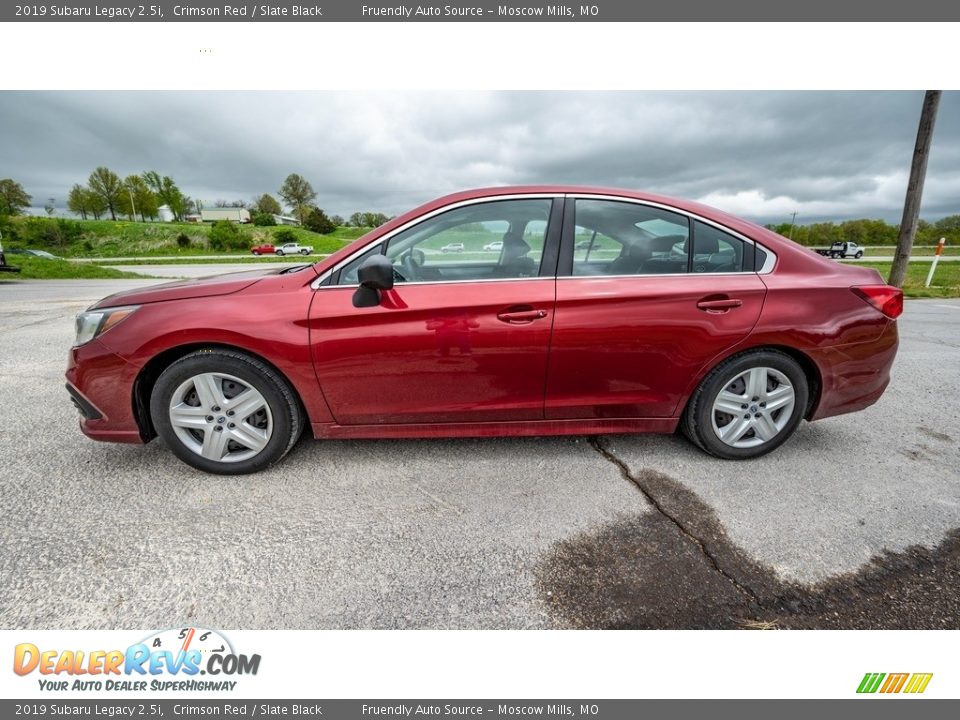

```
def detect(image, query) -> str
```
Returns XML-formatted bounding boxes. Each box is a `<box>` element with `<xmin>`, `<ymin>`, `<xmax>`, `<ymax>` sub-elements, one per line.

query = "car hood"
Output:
<box><xmin>90</xmin><ymin>266</ymin><xmax>290</xmax><ymax>309</ymax></box>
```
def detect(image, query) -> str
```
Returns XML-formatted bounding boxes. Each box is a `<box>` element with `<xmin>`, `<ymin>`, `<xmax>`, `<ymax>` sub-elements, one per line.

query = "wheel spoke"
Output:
<box><xmin>200</xmin><ymin>427</ymin><xmax>230</xmax><ymax>461</ymax></box>
<box><xmin>227</xmin><ymin>422</ymin><xmax>269</xmax><ymax>453</ymax></box>
<box><xmin>192</xmin><ymin>373</ymin><xmax>224</xmax><ymax>409</ymax></box>
<box><xmin>720</xmin><ymin>416</ymin><xmax>752</xmax><ymax>443</ymax></box>
<box><xmin>225</xmin><ymin>388</ymin><xmax>266</xmax><ymax>421</ymax></box>
<box><xmin>753</xmin><ymin>413</ymin><xmax>780</xmax><ymax>442</ymax></box>
<box><xmin>714</xmin><ymin>390</ymin><xmax>746</xmax><ymax>416</ymax></box>
<box><xmin>746</xmin><ymin>367</ymin><xmax>766</xmax><ymax>399</ymax></box>
<box><xmin>169</xmin><ymin>403</ymin><xmax>209</xmax><ymax>429</ymax></box>
<box><xmin>764</xmin><ymin>384</ymin><xmax>794</xmax><ymax>412</ymax></box>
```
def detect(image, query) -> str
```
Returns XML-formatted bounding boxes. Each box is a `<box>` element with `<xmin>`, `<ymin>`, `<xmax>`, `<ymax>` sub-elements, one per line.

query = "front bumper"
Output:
<box><xmin>65</xmin><ymin>339</ymin><xmax>144</xmax><ymax>444</ymax></box>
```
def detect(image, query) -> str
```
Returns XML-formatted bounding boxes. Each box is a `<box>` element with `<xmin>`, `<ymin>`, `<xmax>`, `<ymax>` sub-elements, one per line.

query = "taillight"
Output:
<box><xmin>851</xmin><ymin>285</ymin><xmax>903</xmax><ymax>319</ymax></box>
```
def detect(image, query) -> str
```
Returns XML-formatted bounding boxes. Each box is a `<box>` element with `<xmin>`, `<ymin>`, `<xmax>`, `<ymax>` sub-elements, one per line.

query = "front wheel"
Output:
<box><xmin>275</xmin><ymin>249</ymin><xmax>284</xmax><ymax>256</ymax></box>
<box><xmin>150</xmin><ymin>349</ymin><xmax>304</xmax><ymax>474</ymax></box>
<box><xmin>681</xmin><ymin>350</ymin><xmax>808</xmax><ymax>460</ymax></box>
<box><xmin>855</xmin><ymin>251</ymin><xmax>864</xmax><ymax>259</ymax></box>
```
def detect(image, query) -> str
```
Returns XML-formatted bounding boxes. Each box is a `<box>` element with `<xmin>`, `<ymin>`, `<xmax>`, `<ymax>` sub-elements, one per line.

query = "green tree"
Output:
<box><xmin>67</xmin><ymin>184</ymin><xmax>91</xmax><ymax>220</ymax></box>
<box><xmin>253</xmin><ymin>193</ymin><xmax>282</xmax><ymax>216</ymax></box>
<box><xmin>118</xmin><ymin>175</ymin><xmax>158</xmax><ymax>221</ymax></box>
<box><xmin>142</xmin><ymin>171</ymin><xmax>187</xmax><ymax>221</ymax></box>
<box><xmin>304</xmin><ymin>207</ymin><xmax>335</xmax><ymax>234</ymax></box>
<box><xmin>278</xmin><ymin>173</ymin><xmax>317</xmax><ymax>224</ymax></box>
<box><xmin>87</xmin><ymin>167</ymin><xmax>123</xmax><ymax>221</ymax></box>
<box><xmin>253</xmin><ymin>213</ymin><xmax>277</xmax><ymax>226</ymax></box>
<box><xmin>330</xmin><ymin>215</ymin><xmax>344</xmax><ymax>227</ymax></box>
<box><xmin>0</xmin><ymin>178</ymin><xmax>32</xmax><ymax>216</ymax></box>
<box><xmin>349</xmin><ymin>212</ymin><xmax>365</xmax><ymax>227</ymax></box>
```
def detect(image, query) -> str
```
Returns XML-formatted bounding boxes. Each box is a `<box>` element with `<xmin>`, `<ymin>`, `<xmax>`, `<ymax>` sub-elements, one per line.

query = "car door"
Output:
<box><xmin>308</xmin><ymin>196</ymin><xmax>561</xmax><ymax>425</ymax></box>
<box><xmin>544</xmin><ymin>197</ymin><xmax>767</xmax><ymax>419</ymax></box>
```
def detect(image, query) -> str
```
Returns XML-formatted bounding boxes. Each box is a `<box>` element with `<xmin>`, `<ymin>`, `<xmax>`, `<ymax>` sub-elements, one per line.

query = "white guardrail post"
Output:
<box><xmin>924</xmin><ymin>237</ymin><xmax>946</xmax><ymax>288</ymax></box>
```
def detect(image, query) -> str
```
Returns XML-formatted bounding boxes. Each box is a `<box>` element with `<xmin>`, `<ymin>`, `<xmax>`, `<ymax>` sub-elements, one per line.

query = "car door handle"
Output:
<box><xmin>497</xmin><ymin>306</ymin><xmax>548</xmax><ymax>324</ymax></box>
<box><xmin>696</xmin><ymin>298</ymin><xmax>743</xmax><ymax>313</ymax></box>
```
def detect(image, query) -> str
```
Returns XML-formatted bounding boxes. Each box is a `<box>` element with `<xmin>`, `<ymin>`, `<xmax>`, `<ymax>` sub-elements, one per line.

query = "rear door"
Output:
<box><xmin>309</xmin><ymin>196</ymin><xmax>562</xmax><ymax>425</ymax></box>
<box><xmin>545</xmin><ymin>197</ymin><xmax>767</xmax><ymax>419</ymax></box>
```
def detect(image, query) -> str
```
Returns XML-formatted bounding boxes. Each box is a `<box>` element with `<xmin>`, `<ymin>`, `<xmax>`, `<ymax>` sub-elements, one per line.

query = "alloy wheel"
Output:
<box><xmin>710</xmin><ymin>366</ymin><xmax>796</xmax><ymax>449</ymax></box>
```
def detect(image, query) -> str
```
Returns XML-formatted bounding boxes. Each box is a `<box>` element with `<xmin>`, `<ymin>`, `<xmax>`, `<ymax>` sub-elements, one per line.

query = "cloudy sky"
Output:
<box><xmin>1</xmin><ymin>91</ymin><xmax>958</xmax><ymax>223</ymax></box>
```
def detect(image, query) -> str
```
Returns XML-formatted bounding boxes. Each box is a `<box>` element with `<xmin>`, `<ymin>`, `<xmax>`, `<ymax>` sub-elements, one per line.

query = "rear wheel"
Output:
<box><xmin>682</xmin><ymin>349</ymin><xmax>808</xmax><ymax>459</ymax></box>
<box><xmin>150</xmin><ymin>349</ymin><xmax>303</xmax><ymax>474</ymax></box>
<box><xmin>300</xmin><ymin>249</ymin><xmax>310</xmax><ymax>255</ymax></box>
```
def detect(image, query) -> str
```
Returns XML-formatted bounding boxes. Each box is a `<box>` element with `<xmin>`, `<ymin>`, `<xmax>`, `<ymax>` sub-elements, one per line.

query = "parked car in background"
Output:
<box><xmin>816</xmin><ymin>241</ymin><xmax>865</xmax><ymax>259</ymax></box>
<box><xmin>483</xmin><ymin>240</ymin><xmax>503</xmax><ymax>252</ymax></box>
<box><xmin>6</xmin><ymin>248</ymin><xmax>61</xmax><ymax>259</ymax></box>
<box><xmin>250</xmin><ymin>243</ymin><xmax>275</xmax><ymax>256</ymax></box>
<box><xmin>441</xmin><ymin>242</ymin><xmax>465</xmax><ymax>253</ymax></box>
<box><xmin>274</xmin><ymin>242</ymin><xmax>313</xmax><ymax>256</ymax></box>
<box><xmin>65</xmin><ymin>186</ymin><xmax>902</xmax><ymax>475</ymax></box>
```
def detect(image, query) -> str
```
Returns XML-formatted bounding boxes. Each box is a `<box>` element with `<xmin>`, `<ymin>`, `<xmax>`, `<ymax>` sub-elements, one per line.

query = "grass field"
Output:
<box><xmin>0</xmin><ymin>255</ymin><xmax>158</xmax><ymax>280</ymax></box>
<box><xmin>1</xmin><ymin>217</ymin><xmax>365</xmax><ymax>258</ymax></box>
<box><xmin>856</xmin><ymin>261</ymin><xmax>960</xmax><ymax>298</ymax></box>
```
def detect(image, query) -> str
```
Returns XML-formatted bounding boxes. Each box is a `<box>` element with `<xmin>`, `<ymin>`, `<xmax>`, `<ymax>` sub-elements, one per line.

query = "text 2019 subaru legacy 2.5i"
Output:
<box><xmin>65</xmin><ymin>187</ymin><xmax>901</xmax><ymax>474</ymax></box>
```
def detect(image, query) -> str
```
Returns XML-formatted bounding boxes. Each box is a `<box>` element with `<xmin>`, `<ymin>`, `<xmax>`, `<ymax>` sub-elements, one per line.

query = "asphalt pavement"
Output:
<box><xmin>0</xmin><ymin>278</ymin><xmax>958</xmax><ymax>629</ymax></box>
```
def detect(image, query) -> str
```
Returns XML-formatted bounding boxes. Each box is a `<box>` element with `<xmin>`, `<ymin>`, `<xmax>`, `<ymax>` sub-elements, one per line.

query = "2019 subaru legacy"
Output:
<box><xmin>66</xmin><ymin>187</ymin><xmax>901</xmax><ymax>474</ymax></box>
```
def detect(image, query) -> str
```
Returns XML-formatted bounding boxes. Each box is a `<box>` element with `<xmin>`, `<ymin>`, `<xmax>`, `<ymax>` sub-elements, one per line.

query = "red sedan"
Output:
<box><xmin>66</xmin><ymin>186</ymin><xmax>901</xmax><ymax>474</ymax></box>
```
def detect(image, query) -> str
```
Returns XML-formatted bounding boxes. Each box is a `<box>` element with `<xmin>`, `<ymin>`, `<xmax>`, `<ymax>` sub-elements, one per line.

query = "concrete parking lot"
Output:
<box><xmin>0</xmin><ymin>279</ymin><xmax>958</xmax><ymax>629</ymax></box>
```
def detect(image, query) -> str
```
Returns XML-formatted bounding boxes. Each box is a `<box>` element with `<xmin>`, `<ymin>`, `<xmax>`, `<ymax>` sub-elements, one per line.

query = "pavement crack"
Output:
<box><xmin>588</xmin><ymin>436</ymin><xmax>762</xmax><ymax>607</ymax></box>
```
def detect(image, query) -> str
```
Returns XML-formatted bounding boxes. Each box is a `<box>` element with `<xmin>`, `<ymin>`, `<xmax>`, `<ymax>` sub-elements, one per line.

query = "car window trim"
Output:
<box><xmin>561</xmin><ymin>193</ymin><xmax>777</xmax><ymax>276</ymax></box>
<box><xmin>311</xmin><ymin>193</ymin><xmax>563</xmax><ymax>290</ymax></box>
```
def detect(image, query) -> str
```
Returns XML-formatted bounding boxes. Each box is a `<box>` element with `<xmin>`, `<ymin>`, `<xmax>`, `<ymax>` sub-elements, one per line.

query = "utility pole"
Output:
<box><xmin>127</xmin><ymin>185</ymin><xmax>138</xmax><ymax>222</ymax></box>
<box><xmin>788</xmin><ymin>211</ymin><xmax>798</xmax><ymax>241</ymax></box>
<box><xmin>889</xmin><ymin>90</ymin><xmax>941</xmax><ymax>288</ymax></box>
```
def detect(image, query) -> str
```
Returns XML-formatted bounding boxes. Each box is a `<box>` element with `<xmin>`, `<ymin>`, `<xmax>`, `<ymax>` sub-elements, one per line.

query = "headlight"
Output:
<box><xmin>74</xmin><ymin>305</ymin><xmax>139</xmax><ymax>347</ymax></box>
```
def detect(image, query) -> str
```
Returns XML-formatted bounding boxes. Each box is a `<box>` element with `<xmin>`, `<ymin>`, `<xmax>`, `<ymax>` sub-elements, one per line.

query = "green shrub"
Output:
<box><xmin>176</xmin><ymin>233</ymin><xmax>191</xmax><ymax>248</ymax></box>
<box><xmin>208</xmin><ymin>220</ymin><xmax>246</xmax><ymax>251</ymax></box>
<box><xmin>274</xmin><ymin>228</ymin><xmax>297</xmax><ymax>245</ymax></box>
<box><xmin>253</xmin><ymin>213</ymin><xmax>277</xmax><ymax>227</ymax></box>
<box><xmin>21</xmin><ymin>218</ymin><xmax>84</xmax><ymax>250</ymax></box>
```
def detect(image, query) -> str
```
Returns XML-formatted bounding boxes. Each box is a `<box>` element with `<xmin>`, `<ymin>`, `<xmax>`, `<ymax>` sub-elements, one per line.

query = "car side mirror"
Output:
<box><xmin>352</xmin><ymin>254</ymin><xmax>394</xmax><ymax>308</ymax></box>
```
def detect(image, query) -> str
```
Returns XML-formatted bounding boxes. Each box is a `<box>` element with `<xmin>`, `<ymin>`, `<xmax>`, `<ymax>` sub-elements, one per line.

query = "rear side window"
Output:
<box><xmin>573</xmin><ymin>199</ymin><xmax>690</xmax><ymax>276</ymax></box>
<box><xmin>691</xmin><ymin>221</ymin><xmax>754</xmax><ymax>273</ymax></box>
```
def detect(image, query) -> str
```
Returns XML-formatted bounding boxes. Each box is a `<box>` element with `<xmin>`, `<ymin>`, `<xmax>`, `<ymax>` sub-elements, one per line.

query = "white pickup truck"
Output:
<box><xmin>815</xmin><ymin>241</ymin><xmax>865</xmax><ymax>259</ymax></box>
<box><xmin>274</xmin><ymin>242</ymin><xmax>313</xmax><ymax>256</ymax></box>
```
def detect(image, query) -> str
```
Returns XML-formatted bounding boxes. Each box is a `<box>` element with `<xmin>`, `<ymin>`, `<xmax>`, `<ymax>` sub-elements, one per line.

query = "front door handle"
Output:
<box><xmin>497</xmin><ymin>306</ymin><xmax>548</xmax><ymax>324</ymax></box>
<box><xmin>696</xmin><ymin>297</ymin><xmax>743</xmax><ymax>313</ymax></box>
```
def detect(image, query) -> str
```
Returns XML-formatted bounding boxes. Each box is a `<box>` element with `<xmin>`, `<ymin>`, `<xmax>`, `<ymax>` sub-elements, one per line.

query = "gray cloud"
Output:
<box><xmin>1</xmin><ymin>91</ymin><xmax>957</xmax><ymax>223</ymax></box>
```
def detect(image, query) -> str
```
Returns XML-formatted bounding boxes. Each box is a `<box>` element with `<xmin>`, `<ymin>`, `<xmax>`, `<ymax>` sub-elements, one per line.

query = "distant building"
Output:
<box><xmin>157</xmin><ymin>205</ymin><xmax>176</xmax><ymax>222</ymax></box>
<box><xmin>272</xmin><ymin>214</ymin><xmax>300</xmax><ymax>226</ymax></box>
<box><xmin>201</xmin><ymin>208</ymin><xmax>251</xmax><ymax>223</ymax></box>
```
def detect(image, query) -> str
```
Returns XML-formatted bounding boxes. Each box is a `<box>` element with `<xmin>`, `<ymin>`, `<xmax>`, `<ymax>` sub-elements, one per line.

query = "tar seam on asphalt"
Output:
<box><xmin>587</xmin><ymin>436</ymin><xmax>762</xmax><ymax>606</ymax></box>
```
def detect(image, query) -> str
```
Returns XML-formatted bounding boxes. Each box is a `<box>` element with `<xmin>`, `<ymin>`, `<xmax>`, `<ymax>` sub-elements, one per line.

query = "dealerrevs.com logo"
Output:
<box><xmin>13</xmin><ymin>627</ymin><xmax>261</xmax><ymax>692</ymax></box>
<box><xmin>857</xmin><ymin>673</ymin><xmax>933</xmax><ymax>694</ymax></box>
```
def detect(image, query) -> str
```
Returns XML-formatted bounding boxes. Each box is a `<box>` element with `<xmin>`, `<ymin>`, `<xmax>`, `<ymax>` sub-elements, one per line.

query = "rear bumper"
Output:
<box><xmin>65</xmin><ymin>340</ymin><xmax>145</xmax><ymax>444</ymax></box>
<box><xmin>808</xmin><ymin>321</ymin><xmax>899</xmax><ymax>421</ymax></box>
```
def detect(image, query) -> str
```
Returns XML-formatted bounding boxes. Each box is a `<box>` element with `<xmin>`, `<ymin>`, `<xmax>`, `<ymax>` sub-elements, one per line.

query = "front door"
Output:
<box><xmin>309</xmin><ymin>197</ymin><xmax>560</xmax><ymax>425</ymax></box>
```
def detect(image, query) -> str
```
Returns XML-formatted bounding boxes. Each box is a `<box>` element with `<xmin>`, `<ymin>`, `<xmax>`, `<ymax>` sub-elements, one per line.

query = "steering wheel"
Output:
<box><xmin>400</xmin><ymin>249</ymin><xmax>425</xmax><ymax>281</ymax></box>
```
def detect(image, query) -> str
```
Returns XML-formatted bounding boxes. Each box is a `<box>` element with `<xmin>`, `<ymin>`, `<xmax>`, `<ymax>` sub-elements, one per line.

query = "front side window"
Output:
<box><xmin>572</xmin><ymin>199</ymin><xmax>690</xmax><ymax>276</ymax></box>
<box><xmin>337</xmin><ymin>199</ymin><xmax>552</xmax><ymax>285</ymax></box>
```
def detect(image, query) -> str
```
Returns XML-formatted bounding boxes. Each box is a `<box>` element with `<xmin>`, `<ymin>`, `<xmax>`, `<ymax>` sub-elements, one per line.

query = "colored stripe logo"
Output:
<box><xmin>857</xmin><ymin>672</ymin><xmax>933</xmax><ymax>694</ymax></box>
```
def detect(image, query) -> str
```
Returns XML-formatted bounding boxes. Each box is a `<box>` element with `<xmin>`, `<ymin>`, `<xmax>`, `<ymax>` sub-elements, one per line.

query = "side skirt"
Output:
<box><xmin>311</xmin><ymin>417</ymin><xmax>679</xmax><ymax>440</ymax></box>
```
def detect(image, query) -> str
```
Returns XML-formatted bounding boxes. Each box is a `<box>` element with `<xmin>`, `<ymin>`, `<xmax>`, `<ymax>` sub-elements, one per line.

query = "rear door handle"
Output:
<box><xmin>696</xmin><ymin>298</ymin><xmax>743</xmax><ymax>313</ymax></box>
<box><xmin>497</xmin><ymin>306</ymin><xmax>548</xmax><ymax>324</ymax></box>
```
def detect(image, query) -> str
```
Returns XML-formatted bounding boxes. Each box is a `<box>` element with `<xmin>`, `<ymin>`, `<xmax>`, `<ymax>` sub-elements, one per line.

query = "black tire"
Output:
<box><xmin>252</xmin><ymin>250</ymin><xmax>260</xmax><ymax>256</ymax></box>
<box><xmin>681</xmin><ymin>349</ymin><xmax>808</xmax><ymax>460</ymax></box>
<box><xmin>275</xmin><ymin>249</ymin><xmax>284</xmax><ymax>256</ymax></box>
<box><xmin>300</xmin><ymin>249</ymin><xmax>309</xmax><ymax>255</ymax></box>
<box><xmin>150</xmin><ymin>349</ymin><xmax>304</xmax><ymax>475</ymax></box>
<box><xmin>855</xmin><ymin>251</ymin><xmax>863</xmax><ymax>259</ymax></box>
